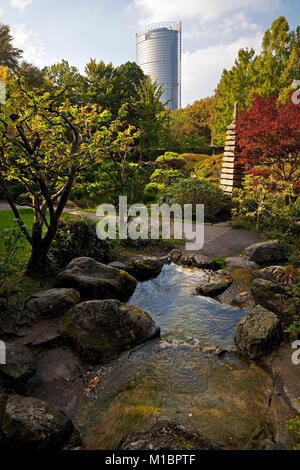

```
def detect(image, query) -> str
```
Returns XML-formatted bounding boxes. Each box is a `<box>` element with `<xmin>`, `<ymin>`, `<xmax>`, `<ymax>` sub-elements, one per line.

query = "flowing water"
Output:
<box><xmin>129</xmin><ymin>263</ymin><xmax>246</xmax><ymax>348</ymax></box>
<box><xmin>78</xmin><ymin>263</ymin><xmax>275</xmax><ymax>450</ymax></box>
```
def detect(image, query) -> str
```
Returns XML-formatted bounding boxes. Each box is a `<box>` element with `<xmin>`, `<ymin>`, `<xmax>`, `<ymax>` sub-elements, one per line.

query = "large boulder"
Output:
<box><xmin>54</xmin><ymin>257</ymin><xmax>137</xmax><ymax>302</ymax></box>
<box><xmin>118</xmin><ymin>419</ymin><xmax>222</xmax><ymax>450</ymax></box>
<box><xmin>62</xmin><ymin>300</ymin><xmax>159</xmax><ymax>363</ymax></box>
<box><xmin>196</xmin><ymin>271</ymin><xmax>233</xmax><ymax>297</ymax></box>
<box><xmin>0</xmin><ymin>343</ymin><xmax>36</xmax><ymax>392</ymax></box>
<box><xmin>251</xmin><ymin>278</ymin><xmax>294</xmax><ymax>322</ymax></box>
<box><xmin>234</xmin><ymin>305</ymin><xmax>282</xmax><ymax>360</ymax></box>
<box><xmin>245</xmin><ymin>240</ymin><xmax>290</xmax><ymax>264</ymax></box>
<box><xmin>125</xmin><ymin>256</ymin><xmax>164</xmax><ymax>281</ymax></box>
<box><xmin>168</xmin><ymin>250</ymin><xmax>221</xmax><ymax>271</ymax></box>
<box><xmin>0</xmin><ymin>393</ymin><xmax>81</xmax><ymax>450</ymax></box>
<box><xmin>225</xmin><ymin>256</ymin><xmax>258</xmax><ymax>270</ymax></box>
<box><xmin>25</xmin><ymin>288</ymin><xmax>80</xmax><ymax>318</ymax></box>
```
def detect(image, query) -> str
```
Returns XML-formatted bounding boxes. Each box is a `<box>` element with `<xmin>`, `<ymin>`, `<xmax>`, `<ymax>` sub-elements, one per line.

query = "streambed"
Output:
<box><xmin>77</xmin><ymin>264</ymin><xmax>287</xmax><ymax>450</ymax></box>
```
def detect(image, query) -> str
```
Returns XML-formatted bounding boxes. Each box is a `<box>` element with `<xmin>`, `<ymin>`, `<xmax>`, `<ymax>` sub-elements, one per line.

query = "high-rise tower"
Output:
<box><xmin>136</xmin><ymin>22</ymin><xmax>182</xmax><ymax>111</ymax></box>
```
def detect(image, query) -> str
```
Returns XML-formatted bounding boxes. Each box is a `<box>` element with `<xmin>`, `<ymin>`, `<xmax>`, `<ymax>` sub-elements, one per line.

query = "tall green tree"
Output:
<box><xmin>212</xmin><ymin>16</ymin><xmax>300</xmax><ymax>146</ymax></box>
<box><xmin>134</xmin><ymin>76</ymin><xmax>169</xmax><ymax>154</ymax></box>
<box><xmin>83</xmin><ymin>59</ymin><xmax>115</xmax><ymax>109</ymax></box>
<box><xmin>0</xmin><ymin>23</ymin><xmax>23</xmax><ymax>72</ymax></box>
<box><xmin>43</xmin><ymin>60</ymin><xmax>84</xmax><ymax>105</ymax></box>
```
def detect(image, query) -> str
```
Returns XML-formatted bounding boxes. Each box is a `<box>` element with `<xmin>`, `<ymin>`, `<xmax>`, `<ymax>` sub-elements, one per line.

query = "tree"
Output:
<box><xmin>0</xmin><ymin>74</ymin><xmax>137</xmax><ymax>273</ymax></box>
<box><xmin>19</xmin><ymin>61</ymin><xmax>44</xmax><ymax>89</ymax></box>
<box><xmin>0</xmin><ymin>23</ymin><xmax>23</xmax><ymax>72</ymax></box>
<box><xmin>134</xmin><ymin>76</ymin><xmax>169</xmax><ymax>154</ymax></box>
<box><xmin>167</xmin><ymin>97</ymin><xmax>213</xmax><ymax>151</ymax></box>
<box><xmin>43</xmin><ymin>60</ymin><xmax>84</xmax><ymax>105</ymax></box>
<box><xmin>212</xmin><ymin>16</ymin><xmax>300</xmax><ymax>146</ymax></box>
<box><xmin>236</xmin><ymin>94</ymin><xmax>300</xmax><ymax>191</ymax></box>
<box><xmin>212</xmin><ymin>48</ymin><xmax>256</xmax><ymax>145</ymax></box>
<box><xmin>83</xmin><ymin>59</ymin><xmax>115</xmax><ymax>110</ymax></box>
<box><xmin>109</xmin><ymin>61</ymin><xmax>145</xmax><ymax>117</ymax></box>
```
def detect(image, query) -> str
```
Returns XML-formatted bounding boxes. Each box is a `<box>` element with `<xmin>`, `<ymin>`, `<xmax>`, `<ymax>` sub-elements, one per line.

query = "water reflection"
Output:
<box><xmin>129</xmin><ymin>263</ymin><xmax>245</xmax><ymax>348</ymax></box>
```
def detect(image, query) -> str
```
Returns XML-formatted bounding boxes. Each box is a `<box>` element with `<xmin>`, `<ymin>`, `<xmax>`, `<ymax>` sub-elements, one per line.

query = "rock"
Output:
<box><xmin>234</xmin><ymin>305</ymin><xmax>282</xmax><ymax>360</ymax></box>
<box><xmin>196</xmin><ymin>271</ymin><xmax>232</xmax><ymax>297</ymax></box>
<box><xmin>54</xmin><ymin>257</ymin><xmax>137</xmax><ymax>302</ymax></box>
<box><xmin>108</xmin><ymin>261</ymin><xmax>126</xmax><ymax>269</ymax></box>
<box><xmin>231</xmin><ymin>291</ymin><xmax>254</xmax><ymax>307</ymax></box>
<box><xmin>251</xmin><ymin>278</ymin><xmax>294</xmax><ymax>322</ymax></box>
<box><xmin>117</xmin><ymin>419</ymin><xmax>222</xmax><ymax>450</ymax></box>
<box><xmin>25</xmin><ymin>288</ymin><xmax>80</xmax><ymax>318</ymax></box>
<box><xmin>168</xmin><ymin>250</ymin><xmax>221</xmax><ymax>271</ymax></box>
<box><xmin>0</xmin><ymin>394</ymin><xmax>81</xmax><ymax>450</ymax></box>
<box><xmin>62</xmin><ymin>300</ymin><xmax>159</xmax><ymax>363</ymax></box>
<box><xmin>252</xmin><ymin>266</ymin><xmax>287</xmax><ymax>285</ymax></box>
<box><xmin>125</xmin><ymin>256</ymin><xmax>164</xmax><ymax>281</ymax></box>
<box><xmin>245</xmin><ymin>240</ymin><xmax>290</xmax><ymax>264</ymax></box>
<box><xmin>0</xmin><ymin>343</ymin><xmax>36</xmax><ymax>392</ymax></box>
<box><xmin>225</xmin><ymin>256</ymin><xmax>258</xmax><ymax>270</ymax></box>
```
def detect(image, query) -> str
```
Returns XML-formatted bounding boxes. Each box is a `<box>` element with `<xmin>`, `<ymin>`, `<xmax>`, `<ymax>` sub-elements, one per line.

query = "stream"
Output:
<box><xmin>77</xmin><ymin>263</ymin><xmax>282</xmax><ymax>449</ymax></box>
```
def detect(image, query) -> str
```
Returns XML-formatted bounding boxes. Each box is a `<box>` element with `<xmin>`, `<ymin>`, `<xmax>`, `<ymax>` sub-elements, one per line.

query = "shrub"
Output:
<box><xmin>287</xmin><ymin>410</ymin><xmax>300</xmax><ymax>450</ymax></box>
<box><xmin>49</xmin><ymin>216</ymin><xmax>112</xmax><ymax>268</ymax></box>
<box><xmin>232</xmin><ymin>175</ymin><xmax>299</xmax><ymax>237</ymax></box>
<box><xmin>161</xmin><ymin>178</ymin><xmax>232</xmax><ymax>223</ymax></box>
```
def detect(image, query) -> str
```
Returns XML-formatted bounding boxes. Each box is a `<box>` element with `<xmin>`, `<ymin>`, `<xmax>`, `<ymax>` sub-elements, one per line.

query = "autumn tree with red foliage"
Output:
<box><xmin>236</xmin><ymin>94</ymin><xmax>300</xmax><ymax>191</ymax></box>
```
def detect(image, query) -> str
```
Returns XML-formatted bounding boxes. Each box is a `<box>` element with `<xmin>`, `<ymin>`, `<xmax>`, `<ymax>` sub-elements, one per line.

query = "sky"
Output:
<box><xmin>0</xmin><ymin>0</ymin><xmax>299</xmax><ymax>106</ymax></box>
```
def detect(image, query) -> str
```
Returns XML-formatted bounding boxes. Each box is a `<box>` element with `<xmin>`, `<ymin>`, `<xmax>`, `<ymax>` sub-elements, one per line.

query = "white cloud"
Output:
<box><xmin>11</xmin><ymin>24</ymin><xmax>47</xmax><ymax>67</ymax></box>
<box><xmin>182</xmin><ymin>32</ymin><xmax>262</xmax><ymax>105</ymax></box>
<box><xmin>10</xmin><ymin>0</ymin><xmax>33</xmax><ymax>11</ymax></box>
<box><xmin>131</xmin><ymin>0</ymin><xmax>281</xmax><ymax>24</ymax></box>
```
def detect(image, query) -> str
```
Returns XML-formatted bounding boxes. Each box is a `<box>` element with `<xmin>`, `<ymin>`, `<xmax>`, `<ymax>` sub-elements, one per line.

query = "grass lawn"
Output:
<box><xmin>0</xmin><ymin>208</ymin><xmax>68</xmax><ymax>267</ymax></box>
<box><xmin>0</xmin><ymin>209</ymin><xmax>34</xmax><ymax>266</ymax></box>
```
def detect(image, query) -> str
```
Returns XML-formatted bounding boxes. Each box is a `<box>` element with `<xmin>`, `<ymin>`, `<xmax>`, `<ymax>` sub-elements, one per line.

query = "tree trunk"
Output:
<box><xmin>26</xmin><ymin>245</ymin><xmax>49</xmax><ymax>275</ymax></box>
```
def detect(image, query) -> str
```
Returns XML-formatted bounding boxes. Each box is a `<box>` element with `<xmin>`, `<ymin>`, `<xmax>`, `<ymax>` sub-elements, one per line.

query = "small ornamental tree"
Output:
<box><xmin>0</xmin><ymin>73</ymin><xmax>138</xmax><ymax>273</ymax></box>
<box><xmin>236</xmin><ymin>94</ymin><xmax>300</xmax><ymax>192</ymax></box>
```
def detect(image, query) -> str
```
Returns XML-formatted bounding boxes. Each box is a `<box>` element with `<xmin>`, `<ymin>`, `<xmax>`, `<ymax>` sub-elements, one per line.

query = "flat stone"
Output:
<box><xmin>196</xmin><ymin>271</ymin><xmax>233</xmax><ymax>297</ymax></box>
<box><xmin>168</xmin><ymin>250</ymin><xmax>221</xmax><ymax>271</ymax></box>
<box><xmin>108</xmin><ymin>261</ymin><xmax>127</xmax><ymax>269</ymax></box>
<box><xmin>25</xmin><ymin>288</ymin><xmax>80</xmax><ymax>318</ymax></box>
<box><xmin>54</xmin><ymin>257</ymin><xmax>137</xmax><ymax>302</ymax></box>
<box><xmin>226</xmin><ymin>256</ymin><xmax>258</xmax><ymax>270</ymax></box>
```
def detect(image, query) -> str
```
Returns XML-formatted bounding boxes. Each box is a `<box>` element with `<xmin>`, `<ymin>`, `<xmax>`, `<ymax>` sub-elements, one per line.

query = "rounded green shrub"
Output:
<box><xmin>161</xmin><ymin>178</ymin><xmax>232</xmax><ymax>223</ymax></box>
<box><xmin>49</xmin><ymin>216</ymin><xmax>112</xmax><ymax>268</ymax></box>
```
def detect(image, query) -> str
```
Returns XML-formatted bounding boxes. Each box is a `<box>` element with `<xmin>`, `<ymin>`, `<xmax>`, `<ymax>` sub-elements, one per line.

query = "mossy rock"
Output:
<box><xmin>251</xmin><ymin>278</ymin><xmax>295</xmax><ymax>323</ymax></box>
<box><xmin>234</xmin><ymin>305</ymin><xmax>282</xmax><ymax>360</ymax></box>
<box><xmin>125</xmin><ymin>256</ymin><xmax>164</xmax><ymax>281</ymax></box>
<box><xmin>0</xmin><ymin>394</ymin><xmax>81</xmax><ymax>450</ymax></box>
<box><xmin>62</xmin><ymin>299</ymin><xmax>160</xmax><ymax>363</ymax></box>
<box><xmin>118</xmin><ymin>419</ymin><xmax>222</xmax><ymax>450</ymax></box>
<box><xmin>196</xmin><ymin>271</ymin><xmax>233</xmax><ymax>297</ymax></box>
<box><xmin>55</xmin><ymin>257</ymin><xmax>137</xmax><ymax>302</ymax></box>
<box><xmin>25</xmin><ymin>288</ymin><xmax>80</xmax><ymax>318</ymax></box>
<box><xmin>0</xmin><ymin>343</ymin><xmax>36</xmax><ymax>393</ymax></box>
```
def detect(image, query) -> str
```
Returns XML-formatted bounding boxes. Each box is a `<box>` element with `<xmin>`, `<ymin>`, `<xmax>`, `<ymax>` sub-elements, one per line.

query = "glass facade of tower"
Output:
<box><xmin>136</xmin><ymin>22</ymin><xmax>182</xmax><ymax>111</ymax></box>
